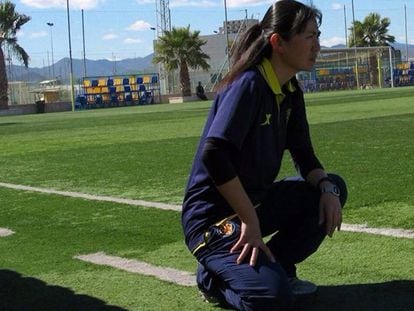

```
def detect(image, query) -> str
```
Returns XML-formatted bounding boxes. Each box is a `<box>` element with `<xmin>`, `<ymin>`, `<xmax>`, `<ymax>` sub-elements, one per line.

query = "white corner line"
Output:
<box><xmin>0</xmin><ymin>228</ymin><xmax>15</xmax><ymax>237</ymax></box>
<box><xmin>74</xmin><ymin>252</ymin><xmax>196</xmax><ymax>287</ymax></box>
<box><xmin>0</xmin><ymin>182</ymin><xmax>181</xmax><ymax>211</ymax></box>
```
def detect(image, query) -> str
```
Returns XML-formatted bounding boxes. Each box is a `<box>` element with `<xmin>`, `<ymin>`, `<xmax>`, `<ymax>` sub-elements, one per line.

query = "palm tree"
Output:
<box><xmin>349</xmin><ymin>13</ymin><xmax>395</xmax><ymax>87</ymax></box>
<box><xmin>153</xmin><ymin>26</ymin><xmax>210</xmax><ymax>97</ymax></box>
<box><xmin>0</xmin><ymin>0</ymin><xmax>30</xmax><ymax>110</ymax></box>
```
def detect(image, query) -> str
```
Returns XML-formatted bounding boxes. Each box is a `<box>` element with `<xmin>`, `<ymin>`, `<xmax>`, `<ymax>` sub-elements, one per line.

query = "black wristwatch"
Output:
<box><xmin>320</xmin><ymin>183</ymin><xmax>340</xmax><ymax>197</ymax></box>
<box><xmin>317</xmin><ymin>177</ymin><xmax>340</xmax><ymax>197</ymax></box>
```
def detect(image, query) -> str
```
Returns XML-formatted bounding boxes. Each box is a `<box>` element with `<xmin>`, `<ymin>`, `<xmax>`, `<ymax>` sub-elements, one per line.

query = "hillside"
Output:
<box><xmin>8</xmin><ymin>53</ymin><xmax>156</xmax><ymax>83</ymax></box>
<box><xmin>7</xmin><ymin>42</ymin><xmax>414</xmax><ymax>84</ymax></box>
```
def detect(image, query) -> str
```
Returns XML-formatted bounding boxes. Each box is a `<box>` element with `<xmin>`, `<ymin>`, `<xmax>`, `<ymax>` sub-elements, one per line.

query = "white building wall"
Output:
<box><xmin>160</xmin><ymin>19</ymin><xmax>259</xmax><ymax>95</ymax></box>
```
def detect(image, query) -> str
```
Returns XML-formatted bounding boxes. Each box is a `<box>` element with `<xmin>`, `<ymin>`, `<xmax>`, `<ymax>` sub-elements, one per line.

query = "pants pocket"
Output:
<box><xmin>197</xmin><ymin>219</ymin><xmax>240</xmax><ymax>261</ymax></box>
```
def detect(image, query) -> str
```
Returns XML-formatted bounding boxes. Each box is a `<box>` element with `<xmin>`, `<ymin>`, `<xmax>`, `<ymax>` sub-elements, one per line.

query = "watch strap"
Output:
<box><xmin>320</xmin><ymin>183</ymin><xmax>340</xmax><ymax>197</ymax></box>
<box><xmin>316</xmin><ymin>176</ymin><xmax>336</xmax><ymax>189</ymax></box>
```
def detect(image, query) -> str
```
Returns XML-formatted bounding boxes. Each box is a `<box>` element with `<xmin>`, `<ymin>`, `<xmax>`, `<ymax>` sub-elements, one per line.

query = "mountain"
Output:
<box><xmin>330</xmin><ymin>44</ymin><xmax>346</xmax><ymax>49</ymax></box>
<box><xmin>321</xmin><ymin>42</ymin><xmax>414</xmax><ymax>59</ymax></box>
<box><xmin>390</xmin><ymin>42</ymin><xmax>414</xmax><ymax>59</ymax></box>
<box><xmin>7</xmin><ymin>42</ymin><xmax>414</xmax><ymax>84</ymax></box>
<box><xmin>8</xmin><ymin>53</ymin><xmax>156</xmax><ymax>83</ymax></box>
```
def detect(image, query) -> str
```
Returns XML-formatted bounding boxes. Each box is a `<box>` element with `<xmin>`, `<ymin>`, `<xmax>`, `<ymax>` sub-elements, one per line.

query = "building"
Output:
<box><xmin>158</xmin><ymin>18</ymin><xmax>259</xmax><ymax>95</ymax></box>
<box><xmin>218</xmin><ymin>19</ymin><xmax>259</xmax><ymax>34</ymax></box>
<box><xmin>158</xmin><ymin>18</ymin><xmax>409</xmax><ymax>97</ymax></box>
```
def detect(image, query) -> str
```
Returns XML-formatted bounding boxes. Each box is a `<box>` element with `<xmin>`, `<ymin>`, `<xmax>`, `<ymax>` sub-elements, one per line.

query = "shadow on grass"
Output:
<box><xmin>0</xmin><ymin>123</ymin><xmax>18</xmax><ymax>126</ymax></box>
<box><xmin>0</xmin><ymin>269</ymin><xmax>127</xmax><ymax>311</ymax></box>
<box><xmin>293</xmin><ymin>280</ymin><xmax>414</xmax><ymax>311</ymax></box>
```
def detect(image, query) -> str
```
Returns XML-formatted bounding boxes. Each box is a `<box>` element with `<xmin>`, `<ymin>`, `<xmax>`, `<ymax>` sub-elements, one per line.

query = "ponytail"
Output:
<box><xmin>217</xmin><ymin>0</ymin><xmax>322</xmax><ymax>90</ymax></box>
<box><xmin>218</xmin><ymin>23</ymin><xmax>271</xmax><ymax>89</ymax></box>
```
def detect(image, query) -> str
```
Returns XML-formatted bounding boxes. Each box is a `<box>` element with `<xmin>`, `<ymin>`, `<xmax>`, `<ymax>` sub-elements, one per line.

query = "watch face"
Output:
<box><xmin>321</xmin><ymin>184</ymin><xmax>340</xmax><ymax>196</ymax></box>
<box><xmin>332</xmin><ymin>185</ymin><xmax>340</xmax><ymax>196</ymax></box>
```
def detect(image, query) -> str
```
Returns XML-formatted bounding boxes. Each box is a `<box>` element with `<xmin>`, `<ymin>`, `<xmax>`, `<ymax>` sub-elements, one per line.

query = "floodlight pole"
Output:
<box><xmin>46</xmin><ymin>22</ymin><xmax>55</xmax><ymax>80</ymax></box>
<box><xmin>150</xmin><ymin>27</ymin><xmax>156</xmax><ymax>43</ymax></box>
<box><xmin>351</xmin><ymin>0</ymin><xmax>360</xmax><ymax>89</ymax></box>
<box><xmin>66</xmin><ymin>0</ymin><xmax>75</xmax><ymax>112</ymax></box>
<box><xmin>343</xmin><ymin>5</ymin><xmax>348</xmax><ymax>48</ymax></box>
<box><xmin>343</xmin><ymin>5</ymin><xmax>349</xmax><ymax>66</ymax></box>
<box><xmin>404</xmin><ymin>4</ymin><xmax>409</xmax><ymax>63</ymax></box>
<box><xmin>224</xmin><ymin>0</ymin><xmax>230</xmax><ymax>72</ymax></box>
<box><xmin>82</xmin><ymin>9</ymin><xmax>87</xmax><ymax>78</ymax></box>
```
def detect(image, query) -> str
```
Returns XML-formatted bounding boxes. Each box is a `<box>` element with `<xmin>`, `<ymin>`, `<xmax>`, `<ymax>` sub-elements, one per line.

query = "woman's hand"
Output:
<box><xmin>307</xmin><ymin>170</ymin><xmax>343</xmax><ymax>238</ymax></box>
<box><xmin>319</xmin><ymin>193</ymin><xmax>342</xmax><ymax>237</ymax></box>
<box><xmin>230</xmin><ymin>221</ymin><xmax>275</xmax><ymax>266</ymax></box>
<box><xmin>215</xmin><ymin>176</ymin><xmax>275</xmax><ymax>266</ymax></box>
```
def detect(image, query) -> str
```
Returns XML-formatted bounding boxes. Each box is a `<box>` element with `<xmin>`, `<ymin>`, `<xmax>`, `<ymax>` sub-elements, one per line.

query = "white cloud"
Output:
<box><xmin>140</xmin><ymin>0</ymin><xmax>242</xmax><ymax>8</ymax></box>
<box><xmin>20</xmin><ymin>0</ymin><xmax>104</xmax><ymax>10</ymax></box>
<box><xmin>170</xmin><ymin>0</ymin><xmax>216</xmax><ymax>8</ymax></box>
<box><xmin>136</xmin><ymin>0</ymin><xmax>154</xmax><ymax>4</ymax></box>
<box><xmin>320</xmin><ymin>36</ymin><xmax>345</xmax><ymax>47</ymax></box>
<box><xmin>102</xmin><ymin>33</ymin><xmax>118</xmax><ymax>40</ymax></box>
<box><xmin>124</xmin><ymin>38</ymin><xmax>142</xmax><ymax>44</ymax></box>
<box><xmin>398</xmin><ymin>36</ymin><xmax>406</xmax><ymax>42</ymax></box>
<box><xmin>127</xmin><ymin>20</ymin><xmax>152</xmax><ymax>31</ymax></box>
<box><xmin>30</xmin><ymin>31</ymin><xmax>48</xmax><ymax>38</ymax></box>
<box><xmin>21</xmin><ymin>0</ymin><xmax>61</xmax><ymax>8</ymax></box>
<box><xmin>331</xmin><ymin>3</ymin><xmax>343</xmax><ymax>11</ymax></box>
<box><xmin>16</xmin><ymin>31</ymin><xmax>26</xmax><ymax>37</ymax></box>
<box><xmin>226</xmin><ymin>0</ymin><xmax>273</xmax><ymax>8</ymax></box>
<box><xmin>396</xmin><ymin>36</ymin><xmax>414</xmax><ymax>45</ymax></box>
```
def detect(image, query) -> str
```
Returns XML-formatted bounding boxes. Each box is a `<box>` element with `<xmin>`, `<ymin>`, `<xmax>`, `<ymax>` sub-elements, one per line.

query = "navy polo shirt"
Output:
<box><xmin>182</xmin><ymin>60</ymin><xmax>322</xmax><ymax>253</ymax></box>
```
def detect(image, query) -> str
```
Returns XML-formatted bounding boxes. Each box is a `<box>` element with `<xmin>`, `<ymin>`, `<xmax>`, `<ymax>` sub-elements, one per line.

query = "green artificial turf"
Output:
<box><xmin>0</xmin><ymin>187</ymin><xmax>413</xmax><ymax>310</ymax></box>
<box><xmin>1</xmin><ymin>87</ymin><xmax>413</xmax><ymax>310</ymax></box>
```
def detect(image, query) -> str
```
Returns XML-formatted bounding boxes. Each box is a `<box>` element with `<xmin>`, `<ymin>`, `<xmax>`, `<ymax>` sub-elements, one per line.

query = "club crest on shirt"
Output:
<box><xmin>217</xmin><ymin>221</ymin><xmax>235</xmax><ymax>236</ymax></box>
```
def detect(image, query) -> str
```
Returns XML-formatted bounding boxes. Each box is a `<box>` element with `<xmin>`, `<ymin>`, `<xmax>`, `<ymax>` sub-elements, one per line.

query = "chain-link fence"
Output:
<box><xmin>297</xmin><ymin>46</ymin><xmax>404</xmax><ymax>92</ymax></box>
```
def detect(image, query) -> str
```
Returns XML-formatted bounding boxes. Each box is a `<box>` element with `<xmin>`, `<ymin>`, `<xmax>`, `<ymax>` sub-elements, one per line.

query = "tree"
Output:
<box><xmin>153</xmin><ymin>26</ymin><xmax>210</xmax><ymax>97</ymax></box>
<box><xmin>0</xmin><ymin>0</ymin><xmax>30</xmax><ymax>110</ymax></box>
<box><xmin>348</xmin><ymin>13</ymin><xmax>395</xmax><ymax>87</ymax></box>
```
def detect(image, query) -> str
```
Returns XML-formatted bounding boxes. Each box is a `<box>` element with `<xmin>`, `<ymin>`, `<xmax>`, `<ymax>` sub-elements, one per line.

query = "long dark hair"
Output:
<box><xmin>218</xmin><ymin>0</ymin><xmax>322</xmax><ymax>89</ymax></box>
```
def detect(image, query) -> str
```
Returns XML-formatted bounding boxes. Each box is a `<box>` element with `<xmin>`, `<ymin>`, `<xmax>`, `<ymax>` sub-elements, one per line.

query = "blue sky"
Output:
<box><xmin>10</xmin><ymin>0</ymin><xmax>414</xmax><ymax>68</ymax></box>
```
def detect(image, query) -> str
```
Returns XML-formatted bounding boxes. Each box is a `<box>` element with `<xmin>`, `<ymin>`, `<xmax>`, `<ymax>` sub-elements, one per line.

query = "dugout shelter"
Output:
<box><xmin>79</xmin><ymin>73</ymin><xmax>160</xmax><ymax>109</ymax></box>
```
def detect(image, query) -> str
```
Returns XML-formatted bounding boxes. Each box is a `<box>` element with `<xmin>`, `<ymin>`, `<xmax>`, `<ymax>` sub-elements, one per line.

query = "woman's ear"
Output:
<box><xmin>269</xmin><ymin>33</ymin><xmax>284</xmax><ymax>54</ymax></box>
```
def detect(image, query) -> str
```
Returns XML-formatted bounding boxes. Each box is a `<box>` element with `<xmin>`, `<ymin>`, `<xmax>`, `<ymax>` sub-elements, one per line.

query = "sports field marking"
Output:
<box><xmin>341</xmin><ymin>223</ymin><xmax>414</xmax><ymax>239</ymax></box>
<box><xmin>74</xmin><ymin>252</ymin><xmax>196</xmax><ymax>287</ymax></box>
<box><xmin>0</xmin><ymin>228</ymin><xmax>15</xmax><ymax>237</ymax></box>
<box><xmin>0</xmin><ymin>182</ymin><xmax>180</xmax><ymax>211</ymax></box>
<box><xmin>1</xmin><ymin>181</ymin><xmax>413</xmax><ymax>239</ymax></box>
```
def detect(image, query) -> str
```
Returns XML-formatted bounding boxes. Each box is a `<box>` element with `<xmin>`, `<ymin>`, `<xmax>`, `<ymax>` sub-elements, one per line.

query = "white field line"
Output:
<box><xmin>0</xmin><ymin>228</ymin><xmax>15</xmax><ymax>237</ymax></box>
<box><xmin>74</xmin><ymin>252</ymin><xmax>196</xmax><ymax>287</ymax></box>
<box><xmin>1</xmin><ymin>181</ymin><xmax>414</xmax><ymax>239</ymax></box>
<box><xmin>341</xmin><ymin>223</ymin><xmax>414</xmax><ymax>239</ymax></box>
<box><xmin>0</xmin><ymin>182</ymin><xmax>181</xmax><ymax>211</ymax></box>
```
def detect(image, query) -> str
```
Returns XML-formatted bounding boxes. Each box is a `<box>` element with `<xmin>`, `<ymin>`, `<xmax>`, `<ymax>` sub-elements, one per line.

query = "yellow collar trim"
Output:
<box><xmin>258</xmin><ymin>58</ymin><xmax>295</xmax><ymax>97</ymax></box>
